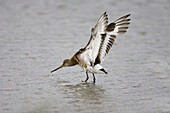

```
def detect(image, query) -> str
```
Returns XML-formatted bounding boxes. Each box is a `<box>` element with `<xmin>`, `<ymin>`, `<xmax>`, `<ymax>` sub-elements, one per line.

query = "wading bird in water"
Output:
<box><xmin>51</xmin><ymin>12</ymin><xmax>131</xmax><ymax>83</ymax></box>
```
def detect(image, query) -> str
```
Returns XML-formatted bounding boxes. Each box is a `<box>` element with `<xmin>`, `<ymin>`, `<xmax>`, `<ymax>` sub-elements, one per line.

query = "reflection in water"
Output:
<box><xmin>64</xmin><ymin>83</ymin><xmax>105</xmax><ymax>101</ymax></box>
<box><xmin>60</xmin><ymin>83</ymin><xmax>114</xmax><ymax>112</ymax></box>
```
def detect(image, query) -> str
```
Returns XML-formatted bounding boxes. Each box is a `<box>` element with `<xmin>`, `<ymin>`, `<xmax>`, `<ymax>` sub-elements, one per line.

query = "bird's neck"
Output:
<box><xmin>68</xmin><ymin>59</ymin><xmax>78</xmax><ymax>66</ymax></box>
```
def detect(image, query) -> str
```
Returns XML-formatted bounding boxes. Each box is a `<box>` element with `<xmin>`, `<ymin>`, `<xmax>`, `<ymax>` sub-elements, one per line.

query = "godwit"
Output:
<box><xmin>51</xmin><ymin>12</ymin><xmax>131</xmax><ymax>83</ymax></box>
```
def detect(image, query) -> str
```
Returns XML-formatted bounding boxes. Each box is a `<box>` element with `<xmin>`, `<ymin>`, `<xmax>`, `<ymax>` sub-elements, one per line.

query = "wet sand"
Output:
<box><xmin>0</xmin><ymin>0</ymin><xmax>170</xmax><ymax>113</ymax></box>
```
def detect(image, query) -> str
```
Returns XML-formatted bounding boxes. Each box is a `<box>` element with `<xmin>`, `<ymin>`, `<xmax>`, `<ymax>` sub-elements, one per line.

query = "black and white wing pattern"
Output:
<box><xmin>80</xmin><ymin>12</ymin><xmax>108</xmax><ymax>66</ymax></box>
<box><xmin>96</xmin><ymin>13</ymin><xmax>131</xmax><ymax>64</ymax></box>
<box><xmin>80</xmin><ymin>12</ymin><xmax>131</xmax><ymax>66</ymax></box>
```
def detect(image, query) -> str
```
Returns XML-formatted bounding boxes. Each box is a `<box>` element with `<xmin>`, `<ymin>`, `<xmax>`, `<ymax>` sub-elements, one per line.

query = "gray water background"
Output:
<box><xmin>0</xmin><ymin>0</ymin><xmax>170</xmax><ymax>113</ymax></box>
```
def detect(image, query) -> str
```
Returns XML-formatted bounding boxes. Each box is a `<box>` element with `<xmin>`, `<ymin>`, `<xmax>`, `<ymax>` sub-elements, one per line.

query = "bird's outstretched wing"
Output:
<box><xmin>96</xmin><ymin>14</ymin><xmax>131</xmax><ymax>64</ymax></box>
<box><xmin>80</xmin><ymin>12</ymin><xmax>131</xmax><ymax>66</ymax></box>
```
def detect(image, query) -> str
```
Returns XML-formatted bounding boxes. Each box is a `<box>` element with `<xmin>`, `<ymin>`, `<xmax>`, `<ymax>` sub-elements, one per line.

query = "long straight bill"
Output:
<box><xmin>51</xmin><ymin>65</ymin><xmax>63</xmax><ymax>73</ymax></box>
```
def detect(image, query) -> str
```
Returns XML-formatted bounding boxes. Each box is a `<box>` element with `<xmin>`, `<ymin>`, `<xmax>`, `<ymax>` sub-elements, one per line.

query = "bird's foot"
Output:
<box><xmin>81</xmin><ymin>80</ymin><xmax>88</xmax><ymax>83</ymax></box>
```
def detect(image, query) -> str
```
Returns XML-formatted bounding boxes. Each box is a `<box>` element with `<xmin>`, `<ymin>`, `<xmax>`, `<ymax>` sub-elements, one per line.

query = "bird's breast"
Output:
<box><xmin>79</xmin><ymin>59</ymin><xmax>87</xmax><ymax>68</ymax></box>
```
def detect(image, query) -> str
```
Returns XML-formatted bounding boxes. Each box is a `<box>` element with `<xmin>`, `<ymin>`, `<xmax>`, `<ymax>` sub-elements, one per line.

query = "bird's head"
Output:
<box><xmin>51</xmin><ymin>59</ymin><xmax>71</xmax><ymax>73</ymax></box>
<box><xmin>62</xmin><ymin>59</ymin><xmax>71</xmax><ymax>66</ymax></box>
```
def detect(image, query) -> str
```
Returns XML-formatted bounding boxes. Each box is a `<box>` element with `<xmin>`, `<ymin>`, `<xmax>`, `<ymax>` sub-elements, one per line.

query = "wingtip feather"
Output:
<box><xmin>127</xmin><ymin>14</ymin><xmax>131</xmax><ymax>17</ymax></box>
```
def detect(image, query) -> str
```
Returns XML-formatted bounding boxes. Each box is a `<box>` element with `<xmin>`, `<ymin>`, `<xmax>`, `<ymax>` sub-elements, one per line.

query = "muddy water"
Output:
<box><xmin>0</xmin><ymin>0</ymin><xmax>170</xmax><ymax>113</ymax></box>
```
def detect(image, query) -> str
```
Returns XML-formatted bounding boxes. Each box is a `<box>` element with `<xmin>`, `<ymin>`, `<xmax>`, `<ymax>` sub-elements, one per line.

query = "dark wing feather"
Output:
<box><xmin>97</xmin><ymin>14</ymin><xmax>131</xmax><ymax>63</ymax></box>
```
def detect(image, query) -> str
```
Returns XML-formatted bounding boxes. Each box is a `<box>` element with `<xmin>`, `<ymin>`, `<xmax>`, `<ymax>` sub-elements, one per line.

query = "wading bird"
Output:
<box><xmin>51</xmin><ymin>12</ymin><xmax>131</xmax><ymax>83</ymax></box>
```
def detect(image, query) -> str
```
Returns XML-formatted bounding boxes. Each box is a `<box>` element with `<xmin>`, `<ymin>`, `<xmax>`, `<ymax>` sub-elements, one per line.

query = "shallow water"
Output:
<box><xmin>0</xmin><ymin>0</ymin><xmax>170</xmax><ymax>113</ymax></box>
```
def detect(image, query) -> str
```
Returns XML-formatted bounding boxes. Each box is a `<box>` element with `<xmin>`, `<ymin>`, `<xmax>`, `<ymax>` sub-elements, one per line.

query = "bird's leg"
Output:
<box><xmin>85</xmin><ymin>71</ymin><xmax>89</xmax><ymax>82</ymax></box>
<box><xmin>92</xmin><ymin>73</ymin><xmax>96</xmax><ymax>83</ymax></box>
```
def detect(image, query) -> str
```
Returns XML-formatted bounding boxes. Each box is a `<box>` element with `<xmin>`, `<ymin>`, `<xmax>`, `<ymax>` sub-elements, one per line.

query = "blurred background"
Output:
<box><xmin>0</xmin><ymin>0</ymin><xmax>170</xmax><ymax>113</ymax></box>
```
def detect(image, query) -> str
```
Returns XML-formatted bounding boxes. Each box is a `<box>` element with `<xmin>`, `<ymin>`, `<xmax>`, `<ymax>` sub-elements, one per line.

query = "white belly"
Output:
<box><xmin>85</xmin><ymin>64</ymin><xmax>105</xmax><ymax>74</ymax></box>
